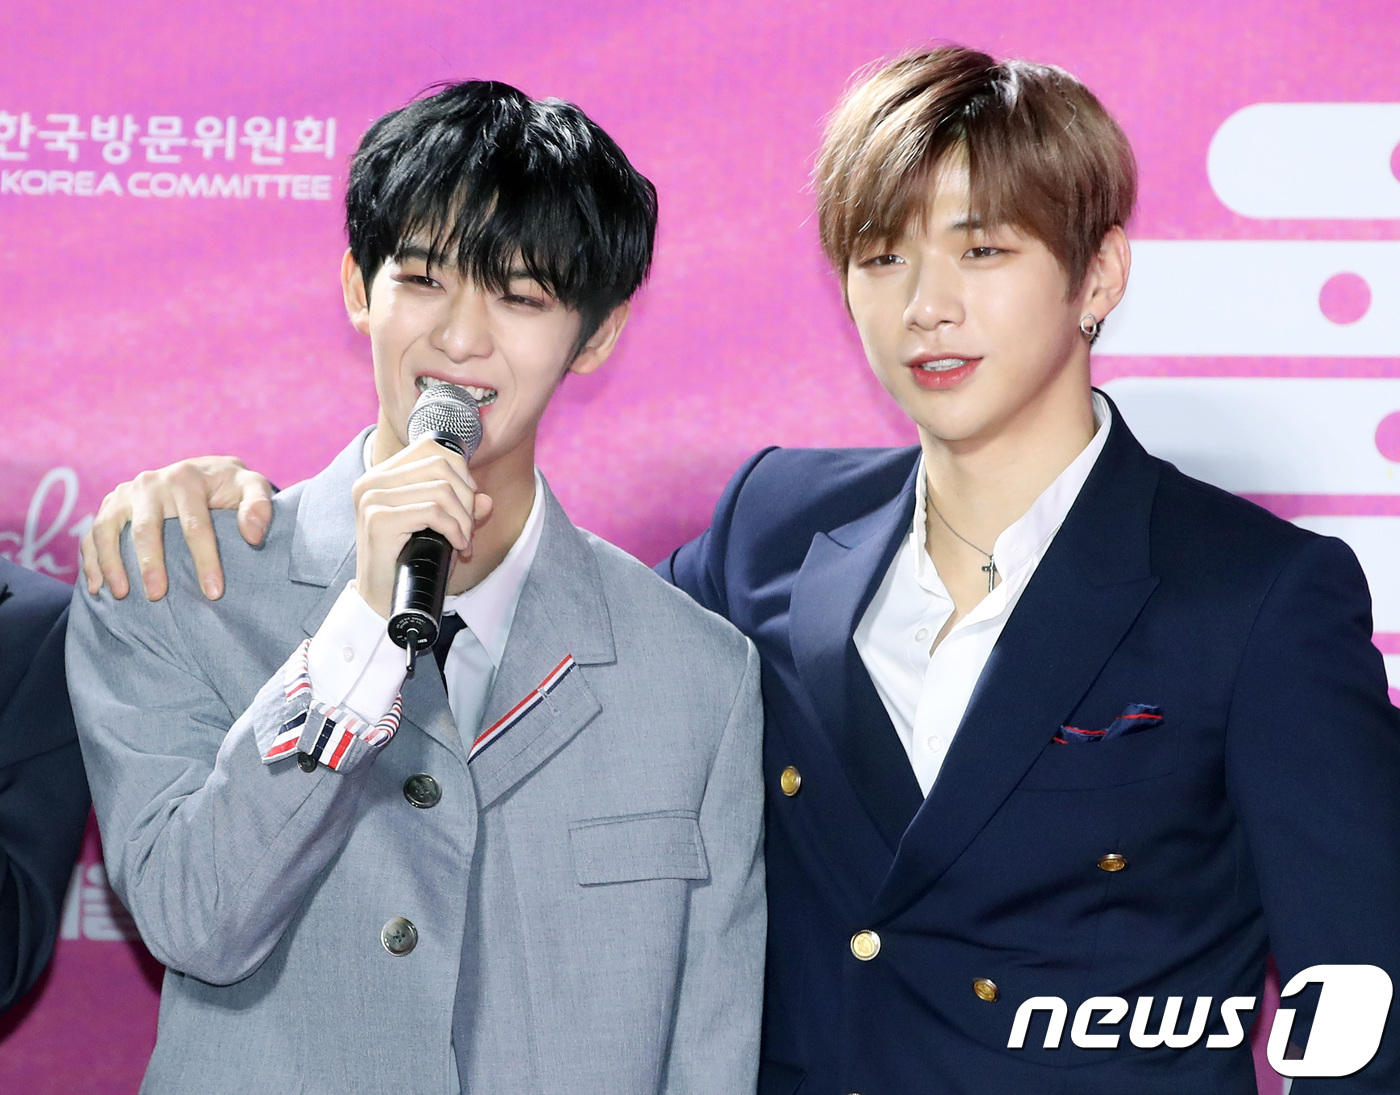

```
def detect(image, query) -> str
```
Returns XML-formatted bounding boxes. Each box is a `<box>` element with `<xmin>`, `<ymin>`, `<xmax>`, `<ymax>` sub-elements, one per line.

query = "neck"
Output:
<box><xmin>372</xmin><ymin>414</ymin><xmax>539</xmax><ymax>595</ymax></box>
<box><xmin>920</xmin><ymin>374</ymin><xmax>1096</xmax><ymax>552</ymax></box>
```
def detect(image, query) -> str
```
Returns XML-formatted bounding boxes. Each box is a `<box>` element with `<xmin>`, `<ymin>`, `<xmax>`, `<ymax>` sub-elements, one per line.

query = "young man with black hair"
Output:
<box><xmin>89</xmin><ymin>47</ymin><xmax>1400</xmax><ymax>1095</ymax></box>
<box><xmin>66</xmin><ymin>81</ymin><xmax>764</xmax><ymax>1095</ymax></box>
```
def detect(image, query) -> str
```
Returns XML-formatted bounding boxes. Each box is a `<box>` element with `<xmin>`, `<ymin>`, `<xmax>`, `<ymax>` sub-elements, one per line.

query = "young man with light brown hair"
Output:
<box><xmin>88</xmin><ymin>46</ymin><xmax>1400</xmax><ymax>1094</ymax></box>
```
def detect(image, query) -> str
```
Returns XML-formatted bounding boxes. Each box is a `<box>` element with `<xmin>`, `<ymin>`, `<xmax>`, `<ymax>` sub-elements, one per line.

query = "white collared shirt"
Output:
<box><xmin>304</xmin><ymin>429</ymin><xmax>544</xmax><ymax>729</ymax></box>
<box><xmin>853</xmin><ymin>392</ymin><xmax>1112</xmax><ymax>795</ymax></box>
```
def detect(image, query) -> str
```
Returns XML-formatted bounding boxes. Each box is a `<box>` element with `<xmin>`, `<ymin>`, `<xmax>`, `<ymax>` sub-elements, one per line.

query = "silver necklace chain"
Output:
<box><xmin>927</xmin><ymin>497</ymin><xmax>999</xmax><ymax>592</ymax></box>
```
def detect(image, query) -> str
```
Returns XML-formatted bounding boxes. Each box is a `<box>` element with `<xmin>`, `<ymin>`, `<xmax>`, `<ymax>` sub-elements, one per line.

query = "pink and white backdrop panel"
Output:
<box><xmin>1</xmin><ymin>2</ymin><xmax>1396</xmax><ymax>1091</ymax></box>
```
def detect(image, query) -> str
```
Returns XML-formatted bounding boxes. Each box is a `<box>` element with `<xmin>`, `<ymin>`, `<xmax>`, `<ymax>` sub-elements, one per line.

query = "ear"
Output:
<box><xmin>1080</xmin><ymin>225</ymin><xmax>1131</xmax><ymax>320</ymax></box>
<box><xmin>341</xmin><ymin>249</ymin><xmax>372</xmax><ymax>335</ymax></box>
<box><xmin>568</xmin><ymin>301</ymin><xmax>630</xmax><ymax>377</ymax></box>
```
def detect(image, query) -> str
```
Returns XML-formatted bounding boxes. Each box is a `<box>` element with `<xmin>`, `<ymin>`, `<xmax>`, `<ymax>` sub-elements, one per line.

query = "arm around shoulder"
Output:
<box><xmin>658</xmin><ymin>446</ymin><xmax>779</xmax><ymax>617</ymax></box>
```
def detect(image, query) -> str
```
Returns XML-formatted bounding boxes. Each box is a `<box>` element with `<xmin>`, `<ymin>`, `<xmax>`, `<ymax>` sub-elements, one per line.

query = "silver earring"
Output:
<box><xmin>1079</xmin><ymin>313</ymin><xmax>1102</xmax><ymax>345</ymax></box>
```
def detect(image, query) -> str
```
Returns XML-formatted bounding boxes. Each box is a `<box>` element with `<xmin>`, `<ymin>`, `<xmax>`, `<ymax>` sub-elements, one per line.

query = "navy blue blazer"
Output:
<box><xmin>663</xmin><ymin>403</ymin><xmax>1400</xmax><ymax>1094</ymax></box>
<box><xmin>0</xmin><ymin>559</ymin><xmax>90</xmax><ymax>1015</ymax></box>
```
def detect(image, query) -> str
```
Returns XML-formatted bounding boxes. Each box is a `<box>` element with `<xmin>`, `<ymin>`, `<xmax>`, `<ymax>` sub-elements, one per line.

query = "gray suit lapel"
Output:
<box><xmin>470</xmin><ymin>478</ymin><xmax>613</xmax><ymax>808</ymax></box>
<box><xmin>286</xmin><ymin>427</ymin><xmax>462</xmax><ymax>758</ymax></box>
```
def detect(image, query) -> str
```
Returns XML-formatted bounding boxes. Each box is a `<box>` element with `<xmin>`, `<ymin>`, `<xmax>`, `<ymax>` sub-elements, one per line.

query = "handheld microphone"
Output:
<box><xmin>387</xmin><ymin>383</ymin><xmax>482</xmax><ymax>673</ymax></box>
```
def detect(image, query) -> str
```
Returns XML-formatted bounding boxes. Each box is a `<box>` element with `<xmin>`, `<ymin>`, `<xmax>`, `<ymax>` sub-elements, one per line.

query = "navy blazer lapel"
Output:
<box><xmin>789</xmin><ymin>450</ymin><xmax>925</xmax><ymax>851</ymax></box>
<box><xmin>469</xmin><ymin>479</ymin><xmax>610</xmax><ymax>808</ymax></box>
<box><xmin>873</xmin><ymin>406</ymin><xmax>1162</xmax><ymax>921</ymax></box>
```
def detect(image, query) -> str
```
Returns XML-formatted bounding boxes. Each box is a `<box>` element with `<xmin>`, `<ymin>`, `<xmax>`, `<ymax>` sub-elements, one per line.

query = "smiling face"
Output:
<box><xmin>845</xmin><ymin>158</ymin><xmax>1126</xmax><ymax>459</ymax></box>
<box><xmin>342</xmin><ymin>244</ymin><xmax>626</xmax><ymax>485</ymax></box>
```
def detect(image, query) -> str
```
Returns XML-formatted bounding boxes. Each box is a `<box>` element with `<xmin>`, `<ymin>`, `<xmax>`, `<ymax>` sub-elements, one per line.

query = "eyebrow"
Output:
<box><xmin>947</xmin><ymin>217</ymin><xmax>985</xmax><ymax>232</ymax></box>
<box><xmin>394</xmin><ymin>244</ymin><xmax>435</xmax><ymax>264</ymax></box>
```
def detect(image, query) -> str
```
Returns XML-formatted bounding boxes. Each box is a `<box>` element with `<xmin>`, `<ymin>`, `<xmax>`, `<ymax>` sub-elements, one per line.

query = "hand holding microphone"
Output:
<box><xmin>351</xmin><ymin>383</ymin><xmax>485</xmax><ymax>671</ymax></box>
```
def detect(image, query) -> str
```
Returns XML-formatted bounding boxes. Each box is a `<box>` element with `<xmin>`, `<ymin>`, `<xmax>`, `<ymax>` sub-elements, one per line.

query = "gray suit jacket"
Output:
<box><xmin>65</xmin><ymin>431</ymin><xmax>765</xmax><ymax>1094</ymax></box>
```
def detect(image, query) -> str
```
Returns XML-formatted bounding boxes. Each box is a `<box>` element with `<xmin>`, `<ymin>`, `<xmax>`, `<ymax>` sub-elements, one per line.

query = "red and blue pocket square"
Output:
<box><xmin>1054</xmin><ymin>702</ymin><xmax>1163</xmax><ymax>745</ymax></box>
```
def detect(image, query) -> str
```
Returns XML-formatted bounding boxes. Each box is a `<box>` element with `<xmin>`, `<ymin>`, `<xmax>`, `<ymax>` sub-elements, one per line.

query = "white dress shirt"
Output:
<box><xmin>854</xmin><ymin>392</ymin><xmax>1112</xmax><ymax>796</ymax></box>
<box><xmin>305</xmin><ymin>430</ymin><xmax>544</xmax><ymax>735</ymax></box>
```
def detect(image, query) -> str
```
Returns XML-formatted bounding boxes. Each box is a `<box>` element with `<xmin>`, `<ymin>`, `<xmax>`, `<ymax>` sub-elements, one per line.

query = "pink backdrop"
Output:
<box><xmin>3</xmin><ymin>1</ymin><xmax>1398</xmax><ymax>1090</ymax></box>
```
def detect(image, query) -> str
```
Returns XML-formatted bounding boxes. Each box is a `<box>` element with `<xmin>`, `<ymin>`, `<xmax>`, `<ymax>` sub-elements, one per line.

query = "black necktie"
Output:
<box><xmin>433</xmin><ymin>612</ymin><xmax>467</xmax><ymax>680</ymax></box>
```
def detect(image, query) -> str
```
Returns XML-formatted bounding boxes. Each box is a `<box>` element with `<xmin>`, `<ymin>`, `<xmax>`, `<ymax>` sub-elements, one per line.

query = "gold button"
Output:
<box><xmin>973</xmin><ymin>977</ymin><xmax>999</xmax><ymax>1002</ymax></box>
<box><xmin>1098</xmin><ymin>853</ymin><xmax>1128</xmax><ymax>872</ymax></box>
<box><xmin>779</xmin><ymin>766</ymin><xmax>802</xmax><ymax>796</ymax></box>
<box><xmin>850</xmin><ymin>930</ymin><xmax>881</xmax><ymax>961</ymax></box>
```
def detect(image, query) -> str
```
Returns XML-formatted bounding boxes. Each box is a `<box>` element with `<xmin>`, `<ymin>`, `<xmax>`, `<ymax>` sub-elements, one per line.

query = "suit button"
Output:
<box><xmin>1098</xmin><ymin>853</ymin><xmax>1128</xmax><ymax>872</ymax></box>
<box><xmin>381</xmin><ymin>917</ymin><xmax>418</xmax><ymax>956</ymax></box>
<box><xmin>850</xmin><ymin>930</ymin><xmax>881</xmax><ymax>960</ymax></box>
<box><xmin>779</xmin><ymin>766</ymin><xmax>802</xmax><ymax>796</ymax></box>
<box><xmin>403</xmin><ymin>774</ymin><xmax>442</xmax><ymax>809</ymax></box>
<box><xmin>296</xmin><ymin>752</ymin><xmax>317</xmax><ymax>773</ymax></box>
<box><xmin>973</xmin><ymin>977</ymin><xmax>999</xmax><ymax>1002</ymax></box>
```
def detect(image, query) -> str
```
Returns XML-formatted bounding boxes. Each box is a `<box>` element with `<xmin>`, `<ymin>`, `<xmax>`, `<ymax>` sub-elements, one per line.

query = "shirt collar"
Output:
<box><xmin>911</xmin><ymin>390</ymin><xmax>1112</xmax><ymax>593</ymax></box>
<box><xmin>362</xmin><ymin>428</ymin><xmax>544</xmax><ymax>670</ymax></box>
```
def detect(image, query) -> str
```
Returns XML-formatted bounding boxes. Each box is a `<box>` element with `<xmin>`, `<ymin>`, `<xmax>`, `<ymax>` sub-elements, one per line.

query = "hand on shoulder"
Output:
<box><xmin>80</xmin><ymin>457</ymin><xmax>274</xmax><ymax>603</ymax></box>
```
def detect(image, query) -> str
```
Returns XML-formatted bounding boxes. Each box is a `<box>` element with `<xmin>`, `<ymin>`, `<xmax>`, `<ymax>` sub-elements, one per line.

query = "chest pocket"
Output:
<box><xmin>1017</xmin><ymin>719</ymin><xmax>1180</xmax><ymax>791</ymax></box>
<box><xmin>569</xmin><ymin>810</ymin><xmax>710</xmax><ymax>885</ymax></box>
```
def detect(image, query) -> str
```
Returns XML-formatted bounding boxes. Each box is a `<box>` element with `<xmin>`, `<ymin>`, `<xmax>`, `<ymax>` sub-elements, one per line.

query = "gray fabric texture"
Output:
<box><xmin>65</xmin><ymin>429</ymin><xmax>765</xmax><ymax>1095</ymax></box>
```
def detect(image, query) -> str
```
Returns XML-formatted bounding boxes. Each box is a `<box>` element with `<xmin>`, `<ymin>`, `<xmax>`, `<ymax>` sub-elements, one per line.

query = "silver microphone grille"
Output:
<box><xmin>406</xmin><ymin>383</ymin><xmax>483</xmax><ymax>459</ymax></box>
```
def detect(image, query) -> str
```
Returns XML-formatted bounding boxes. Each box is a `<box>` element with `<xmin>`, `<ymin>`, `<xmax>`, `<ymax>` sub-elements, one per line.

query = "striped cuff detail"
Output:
<box><xmin>263</xmin><ymin>639</ymin><xmax>404</xmax><ymax>771</ymax></box>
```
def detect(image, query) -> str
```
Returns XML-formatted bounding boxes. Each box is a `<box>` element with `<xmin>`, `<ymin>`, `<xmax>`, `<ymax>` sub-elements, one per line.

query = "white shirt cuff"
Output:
<box><xmin>305</xmin><ymin>581</ymin><xmax>407</xmax><ymax>724</ymax></box>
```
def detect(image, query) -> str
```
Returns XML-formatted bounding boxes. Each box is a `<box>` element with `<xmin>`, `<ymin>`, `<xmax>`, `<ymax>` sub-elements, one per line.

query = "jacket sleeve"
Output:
<box><xmin>1224</xmin><ymin>534</ymin><xmax>1400</xmax><ymax>1092</ymax></box>
<box><xmin>656</xmin><ymin>447</ymin><xmax>778</xmax><ymax>616</ymax></box>
<box><xmin>64</xmin><ymin>531</ymin><xmax>383</xmax><ymax>987</ymax></box>
<box><xmin>661</xmin><ymin>637</ymin><xmax>766</xmax><ymax>1095</ymax></box>
<box><xmin>0</xmin><ymin>601</ymin><xmax>90</xmax><ymax>1014</ymax></box>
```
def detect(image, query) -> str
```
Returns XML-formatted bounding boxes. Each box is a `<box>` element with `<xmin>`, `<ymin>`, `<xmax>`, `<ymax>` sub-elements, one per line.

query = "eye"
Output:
<box><xmin>396</xmin><ymin>272</ymin><xmax>442</xmax><ymax>289</ymax></box>
<box><xmin>502</xmin><ymin>292</ymin><xmax>549</xmax><ymax>309</ymax></box>
<box><xmin>964</xmin><ymin>246</ymin><xmax>1004</xmax><ymax>260</ymax></box>
<box><xmin>859</xmin><ymin>253</ymin><xmax>905</xmax><ymax>268</ymax></box>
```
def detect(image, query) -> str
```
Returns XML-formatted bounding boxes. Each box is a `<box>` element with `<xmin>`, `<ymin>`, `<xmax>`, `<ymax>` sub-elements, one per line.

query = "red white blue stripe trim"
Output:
<box><xmin>263</xmin><ymin>639</ymin><xmax>403</xmax><ymax>770</ymax></box>
<box><xmin>468</xmin><ymin>655</ymin><xmax>576</xmax><ymax>763</ymax></box>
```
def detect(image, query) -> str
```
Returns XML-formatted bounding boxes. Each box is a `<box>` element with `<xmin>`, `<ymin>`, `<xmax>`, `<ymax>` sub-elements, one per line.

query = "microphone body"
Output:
<box><xmin>386</xmin><ymin>384</ymin><xmax>482</xmax><ymax>668</ymax></box>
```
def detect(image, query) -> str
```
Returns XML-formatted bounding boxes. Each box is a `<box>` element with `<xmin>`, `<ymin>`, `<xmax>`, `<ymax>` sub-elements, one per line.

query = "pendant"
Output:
<box><xmin>982</xmin><ymin>559</ymin><xmax>997</xmax><ymax>592</ymax></box>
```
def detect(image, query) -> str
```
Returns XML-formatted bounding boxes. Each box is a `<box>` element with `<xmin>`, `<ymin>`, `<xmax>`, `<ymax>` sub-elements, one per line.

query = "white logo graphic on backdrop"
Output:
<box><xmin>0</xmin><ymin>467</ymin><xmax>90</xmax><ymax>576</ymax></box>
<box><xmin>1096</xmin><ymin>102</ymin><xmax>1400</xmax><ymax>695</ymax></box>
<box><xmin>1098</xmin><ymin>241</ymin><xmax>1398</xmax><ymax>356</ymax></box>
<box><xmin>1207</xmin><ymin>104</ymin><xmax>1400</xmax><ymax>219</ymax></box>
<box><xmin>59</xmin><ymin>862</ymin><xmax>140</xmax><ymax>942</ymax></box>
<box><xmin>0</xmin><ymin>110</ymin><xmax>338</xmax><ymax>200</ymax></box>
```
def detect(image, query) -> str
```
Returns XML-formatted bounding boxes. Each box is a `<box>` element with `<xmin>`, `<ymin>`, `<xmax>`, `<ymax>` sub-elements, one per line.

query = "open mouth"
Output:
<box><xmin>907</xmin><ymin>356</ymin><xmax>980</xmax><ymax>390</ymax></box>
<box><xmin>915</xmin><ymin>358</ymin><xmax>972</xmax><ymax>372</ymax></box>
<box><xmin>416</xmin><ymin>374</ymin><xmax>498</xmax><ymax>406</ymax></box>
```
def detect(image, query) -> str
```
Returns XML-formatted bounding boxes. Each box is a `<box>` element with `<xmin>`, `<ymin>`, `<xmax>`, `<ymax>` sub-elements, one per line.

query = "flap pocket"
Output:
<box><xmin>569</xmin><ymin>810</ymin><xmax>709</xmax><ymax>885</ymax></box>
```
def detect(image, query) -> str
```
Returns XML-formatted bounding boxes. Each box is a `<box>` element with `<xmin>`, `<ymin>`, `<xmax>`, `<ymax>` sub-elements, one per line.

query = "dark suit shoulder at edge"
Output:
<box><xmin>0</xmin><ymin>557</ymin><xmax>70</xmax><ymax>620</ymax></box>
<box><xmin>1150</xmin><ymin>458</ymin><xmax>1317</xmax><ymax>561</ymax></box>
<box><xmin>727</xmin><ymin>444</ymin><xmax>919</xmax><ymax>533</ymax></box>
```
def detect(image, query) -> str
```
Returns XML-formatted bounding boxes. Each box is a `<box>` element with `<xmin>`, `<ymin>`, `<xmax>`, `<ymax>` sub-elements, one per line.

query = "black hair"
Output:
<box><xmin>346</xmin><ymin>80</ymin><xmax>658</xmax><ymax>348</ymax></box>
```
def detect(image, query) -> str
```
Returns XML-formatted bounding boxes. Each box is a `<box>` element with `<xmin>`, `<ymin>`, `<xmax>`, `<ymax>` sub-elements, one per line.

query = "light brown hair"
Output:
<box><xmin>816</xmin><ymin>46</ymin><xmax>1136</xmax><ymax>296</ymax></box>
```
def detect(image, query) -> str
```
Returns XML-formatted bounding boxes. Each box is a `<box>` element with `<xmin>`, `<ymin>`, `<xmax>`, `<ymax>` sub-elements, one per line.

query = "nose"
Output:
<box><xmin>904</xmin><ymin>254</ymin><xmax>964</xmax><ymax>332</ymax></box>
<box><xmin>432</xmin><ymin>285</ymin><xmax>495</xmax><ymax>363</ymax></box>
